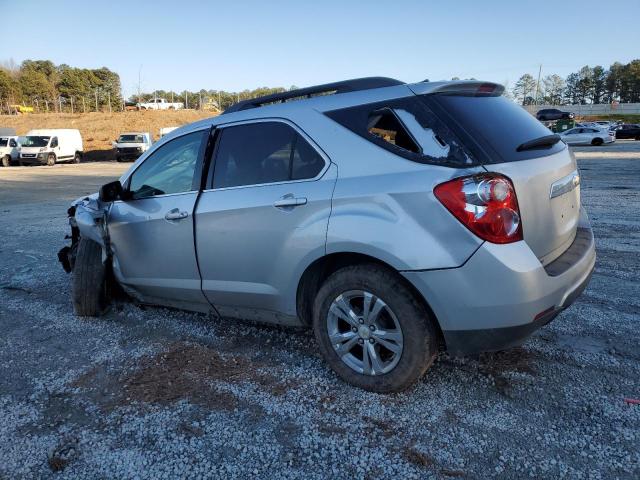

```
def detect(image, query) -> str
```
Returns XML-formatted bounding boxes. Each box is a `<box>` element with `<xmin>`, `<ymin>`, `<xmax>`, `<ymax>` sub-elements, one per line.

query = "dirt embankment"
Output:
<box><xmin>0</xmin><ymin>110</ymin><xmax>215</xmax><ymax>161</ymax></box>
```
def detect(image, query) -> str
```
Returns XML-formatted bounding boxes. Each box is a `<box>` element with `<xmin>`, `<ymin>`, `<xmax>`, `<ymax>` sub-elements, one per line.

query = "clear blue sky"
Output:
<box><xmin>3</xmin><ymin>0</ymin><xmax>639</xmax><ymax>98</ymax></box>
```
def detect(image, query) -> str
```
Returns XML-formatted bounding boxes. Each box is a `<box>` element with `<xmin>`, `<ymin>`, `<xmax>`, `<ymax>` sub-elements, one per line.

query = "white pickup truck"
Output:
<box><xmin>136</xmin><ymin>98</ymin><xmax>184</xmax><ymax>110</ymax></box>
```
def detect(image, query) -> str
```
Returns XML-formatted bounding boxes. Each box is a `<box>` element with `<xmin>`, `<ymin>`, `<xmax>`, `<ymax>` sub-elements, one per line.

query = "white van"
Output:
<box><xmin>0</xmin><ymin>135</ymin><xmax>20</xmax><ymax>167</ymax></box>
<box><xmin>19</xmin><ymin>129</ymin><xmax>83</xmax><ymax>166</ymax></box>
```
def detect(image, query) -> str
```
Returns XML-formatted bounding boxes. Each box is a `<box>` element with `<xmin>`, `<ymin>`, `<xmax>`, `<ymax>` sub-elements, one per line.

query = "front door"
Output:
<box><xmin>195</xmin><ymin>120</ymin><xmax>336</xmax><ymax>323</ymax></box>
<box><xmin>108</xmin><ymin>129</ymin><xmax>212</xmax><ymax>312</ymax></box>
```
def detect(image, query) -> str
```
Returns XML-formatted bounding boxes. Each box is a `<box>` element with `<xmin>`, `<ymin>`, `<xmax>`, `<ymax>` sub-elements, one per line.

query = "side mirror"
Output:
<box><xmin>99</xmin><ymin>180</ymin><xmax>124</xmax><ymax>202</ymax></box>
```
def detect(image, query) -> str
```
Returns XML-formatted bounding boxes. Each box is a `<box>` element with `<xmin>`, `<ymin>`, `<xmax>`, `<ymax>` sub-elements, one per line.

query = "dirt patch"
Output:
<box><xmin>402</xmin><ymin>445</ymin><xmax>435</xmax><ymax>467</ymax></box>
<box><xmin>364</xmin><ymin>416</ymin><xmax>396</xmax><ymax>438</ymax></box>
<box><xmin>478</xmin><ymin>347</ymin><xmax>538</xmax><ymax>396</ymax></box>
<box><xmin>72</xmin><ymin>342</ymin><xmax>294</xmax><ymax>410</ymax></box>
<box><xmin>47</xmin><ymin>436</ymin><xmax>79</xmax><ymax>472</ymax></box>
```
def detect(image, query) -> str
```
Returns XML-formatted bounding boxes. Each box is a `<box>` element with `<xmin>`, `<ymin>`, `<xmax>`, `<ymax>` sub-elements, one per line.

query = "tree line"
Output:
<box><xmin>0</xmin><ymin>60</ymin><xmax>122</xmax><ymax>113</ymax></box>
<box><xmin>3</xmin><ymin>58</ymin><xmax>640</xmax><ymax>113</ymax></box>
<box><xmin>511</xmin><ymin>59</ymin><xmax>640</xmax><ymax>106</ymax></box>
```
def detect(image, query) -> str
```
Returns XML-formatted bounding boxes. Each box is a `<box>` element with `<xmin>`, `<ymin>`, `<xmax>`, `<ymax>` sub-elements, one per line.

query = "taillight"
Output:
<box><xmin>434</xmin><ymin>173</ymin><xmax>523</xmax><ymax>244</ymax></box>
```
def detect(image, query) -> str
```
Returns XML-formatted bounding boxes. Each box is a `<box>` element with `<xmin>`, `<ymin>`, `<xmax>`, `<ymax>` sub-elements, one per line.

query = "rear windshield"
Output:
<box><xmin>424</xmin><ymin>95</ymin><xmax>565</xmax><ymax>163</ymax></box>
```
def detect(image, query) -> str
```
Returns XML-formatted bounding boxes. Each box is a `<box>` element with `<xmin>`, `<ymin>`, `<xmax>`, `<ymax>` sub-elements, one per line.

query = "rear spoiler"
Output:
<box><xmin>408</xmin><ymin>81</ymin><xmax>504</xmax><ymax>97</ymax></box>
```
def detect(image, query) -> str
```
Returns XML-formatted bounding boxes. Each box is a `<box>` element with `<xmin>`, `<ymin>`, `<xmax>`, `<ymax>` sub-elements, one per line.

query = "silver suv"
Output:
<box><xmin>59</xmin><ymin>78</ymin><xmax>595</xmax><ymax>392</ymax></box>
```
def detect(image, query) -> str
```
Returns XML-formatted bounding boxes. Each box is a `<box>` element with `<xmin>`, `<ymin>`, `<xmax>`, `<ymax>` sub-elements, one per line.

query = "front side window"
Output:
<box><xmin>51</xmin><ymin>137</ymin><xmax>58</xmax><ymax>148</ymax></box>
<box><xmin>212</xmin><ymin>122</ymin><xmax>325</xmax><ymax>189</ymax></box>
<box><xmin>9</xmin><ymin>138</ymin><xmax>17</xmax><ymax>147</ymax></box>
<box><xmin>128</xmin><ymin>130</ymin><xmax>204</xmax><ymax>200</ymax></box>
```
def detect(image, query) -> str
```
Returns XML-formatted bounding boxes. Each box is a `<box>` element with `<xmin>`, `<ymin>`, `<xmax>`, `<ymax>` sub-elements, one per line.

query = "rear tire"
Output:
<box><xmin>591</xmin><ymin>138</ymin><xmax>604</xmax><ymax>146</ymax></box>
<box><xmin>313</xmin><ymin>264</ymin><xmax>438</xmax><ymax>393</ymax></box>
<box><xmin>47</xmin><ymin>153</ymin><xmax>56</xmax><ymax>166</ymax></box>
<box><xmin>72</xmin><ymin>238</ymin><xmax>108</xmax><ymax>316</ymax></box>
<box><xmin>1</xmin><ymin>155</ymin><xmax>9</xmax><ymax>167</ymax></box>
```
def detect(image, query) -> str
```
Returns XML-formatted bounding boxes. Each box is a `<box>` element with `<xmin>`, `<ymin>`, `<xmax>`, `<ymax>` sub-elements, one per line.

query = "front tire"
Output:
<box><xmin>47</xmin><ymin>153</ymin><xmax>56</xmax><ymax>166</ymax></box>
<box><xmin>72</xmin><ymin>238</ymin><xmax>108</xmax><ymax>316</ymax></box>
<box><xmin>1</xmin><ymin>155</ymin><xmax>10</xmax><ymax>167</ymax></box>
<box><xmin>313</xmin><ymin>264</ymin><xmax>438</xmax><ymax>393</ymax></box>
<box><xmin>73</xmin><ymin>152</ymin><xmax>81</xmax><ymax>163</ymax></box>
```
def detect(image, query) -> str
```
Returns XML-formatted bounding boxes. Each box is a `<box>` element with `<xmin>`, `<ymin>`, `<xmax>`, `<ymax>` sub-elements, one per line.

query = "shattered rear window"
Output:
<box><xmin>325</xmin><ymin>96</ymin><xmax>476</xmax><ymax>167</ymax></box>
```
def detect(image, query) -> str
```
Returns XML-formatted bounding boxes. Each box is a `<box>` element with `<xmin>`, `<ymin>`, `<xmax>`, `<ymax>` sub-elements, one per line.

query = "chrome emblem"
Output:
<box><xmin>550</xmin><ymin>170</ymin><xmax>580</xmax><ymax>199</ymax></box>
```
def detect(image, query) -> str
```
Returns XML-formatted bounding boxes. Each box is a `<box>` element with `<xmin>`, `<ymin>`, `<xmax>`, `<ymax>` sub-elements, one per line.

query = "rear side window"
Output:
<box><xmin>424</xmin><ymin>95</ymin><xmax>566</xmax><ymax>163</ymax></box>
<box><xmin>326</xmin><ymin>97</ymin><xmax>475</xmax><ymax>167</ymax></box>
<box><xmin>0</xmin><ymin>138</ymin><xmax>7</xmax><ymax>147</ymax></box>
<box><xmin>212</xmin><ymin>122</ymin><xmax>325</xmax><ymax>188</ymax></box>
<box><xmin>367</xmin><ymin>109</ymin><xmax>420</xmax><ymax>154</ymax></box>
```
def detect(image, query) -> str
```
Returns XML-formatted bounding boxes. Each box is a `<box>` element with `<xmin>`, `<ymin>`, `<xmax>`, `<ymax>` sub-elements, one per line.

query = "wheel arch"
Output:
<box><xmin>295</xmin><ymin>251</ymin><xmax>445</xmax><ymax>345</ymax></box>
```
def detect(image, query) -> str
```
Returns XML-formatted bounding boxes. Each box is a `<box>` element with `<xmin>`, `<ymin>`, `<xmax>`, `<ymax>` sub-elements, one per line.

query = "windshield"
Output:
<box><xmin>425</xmin><ymin>95</ymin><xmax>566</xmax><ymax>163</ymax></box>
<box><xmin>118</xmin><ymin>134</ymin><xmax>145</xmax><ymax>143</ymax></box>
<box><xmin>20</xmin><ymin>136</ymin><xmax>50</xmax><ymax>147</ymax></box>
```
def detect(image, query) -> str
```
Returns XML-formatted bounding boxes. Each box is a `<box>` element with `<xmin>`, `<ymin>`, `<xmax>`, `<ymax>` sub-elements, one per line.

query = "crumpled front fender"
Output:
<box><xmin>70</xmin><ymin>195</ymin><xmax>111</xmax><ymax>260</ymax></box>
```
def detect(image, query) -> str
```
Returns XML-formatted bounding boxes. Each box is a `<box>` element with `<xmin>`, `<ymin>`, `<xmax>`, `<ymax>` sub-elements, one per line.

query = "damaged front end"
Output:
<box><xmin>58</xmin><ymin>195</ymin><xmax>111</xmax><ymax>273</ymax></box>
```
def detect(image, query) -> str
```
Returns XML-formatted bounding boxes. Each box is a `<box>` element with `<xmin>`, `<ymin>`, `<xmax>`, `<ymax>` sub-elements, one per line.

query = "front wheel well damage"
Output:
<box><xmin>295</xmin><ymin>252</ymin><xmax>445</xmax><ymax>348</ymax></box>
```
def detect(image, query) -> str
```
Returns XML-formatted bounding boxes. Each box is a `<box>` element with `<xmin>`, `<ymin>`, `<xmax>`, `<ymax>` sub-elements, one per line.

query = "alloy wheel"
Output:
<box><xmin>326</xmin><ymin>290</ymin><xmax>403</xmax><ymax>375</ymax></box>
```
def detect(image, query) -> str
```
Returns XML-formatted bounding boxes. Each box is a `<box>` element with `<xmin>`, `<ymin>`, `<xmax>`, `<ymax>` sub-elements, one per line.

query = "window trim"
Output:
<box><xmin>119</xmin><ymin>128</ymin><xmax>209</xmax><ymax>202</ymax></box>
<box><xmin>204</xmin><ymin>117</ymin><xmax>330</xmax><ymax>192</ymax></box>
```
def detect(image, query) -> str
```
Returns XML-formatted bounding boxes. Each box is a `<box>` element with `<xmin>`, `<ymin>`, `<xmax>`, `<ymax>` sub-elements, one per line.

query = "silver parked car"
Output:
<box><xmin>59</xmin><ymin>78</ymin><xmax>595</xmax><ymax>392</ymax></box>
<box><xmin>560</xmin><ymin>127</ymin><xmax>615</xmax><ymax>146</ymax></box>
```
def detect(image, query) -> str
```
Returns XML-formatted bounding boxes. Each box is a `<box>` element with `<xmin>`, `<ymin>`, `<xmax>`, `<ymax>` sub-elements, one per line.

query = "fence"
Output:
<box><xmin>524</xmin><ymin>103</ymin><xmax>640</xmax><ymax>116</ymax></box>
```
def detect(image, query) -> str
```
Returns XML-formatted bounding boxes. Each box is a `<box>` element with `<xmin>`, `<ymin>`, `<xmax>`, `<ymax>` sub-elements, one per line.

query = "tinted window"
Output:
<box><xmin>129</xmin><ymin>131</ymin><xmax>204</xmax><ymax>199</ymax></box>
<box><xmin>0</xmin><ymin>139</ymin><xmax>7</xmax><ymax>147</ymax></box>
<box><xmin>9</xmin><ymin>139</ymin><xmax>17</xmax><ymax>147</ymax></box>
<box><xmin>213</xmin><ymin>122</ymin><xmax>324</xmax><ymax>188</ymax></box>
<box><xmin>426</xmin><ymin>95</ymin><xmax>566</xmax><ymax>163</ymax></box>
<box><xmin>291</xmin><ymin>134</ymin><xmax>325</xmax><ymax>180</ymax></box>
<box><xmin>51</xmin><ymin>137</ymin><xmax>58</xmax><ymax>148</ymax></box>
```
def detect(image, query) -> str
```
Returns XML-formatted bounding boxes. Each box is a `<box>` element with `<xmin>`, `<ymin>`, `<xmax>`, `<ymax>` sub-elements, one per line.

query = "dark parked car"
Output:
<box><xmin>536</xmin><ymin>108</ymin><xmax>575</xmax><ymax>121</ymax></box>
<box><xmin>614</xmin><ymin>124</ymin><xmax>640</xmax><ymax>140</ymax></box>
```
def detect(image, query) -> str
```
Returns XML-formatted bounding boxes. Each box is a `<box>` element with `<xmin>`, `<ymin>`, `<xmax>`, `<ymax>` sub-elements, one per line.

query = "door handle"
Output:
<box><xmin>273</xmin><ymin>196</ymin><xmax>307</xmax><ymax>208</ymax></box>
<box><xmin>164</xmin><ymin>208</ymin><xmax>189</xmax><ymax>220</ymax></box>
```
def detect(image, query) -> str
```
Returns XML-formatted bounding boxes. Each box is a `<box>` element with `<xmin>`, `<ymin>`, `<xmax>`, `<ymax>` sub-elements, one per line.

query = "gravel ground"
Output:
<box><xmin>0</xmin><ymin>142</ymin><xmax>639</xmax><ymax>479</ymax></box>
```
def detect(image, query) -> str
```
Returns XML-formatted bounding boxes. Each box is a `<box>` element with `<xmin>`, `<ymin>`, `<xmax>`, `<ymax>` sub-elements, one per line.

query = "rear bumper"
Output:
<box><xmin>402</xmin><ymin>210</ymin><xmax>596</xmax><ymax>355</ymax></box>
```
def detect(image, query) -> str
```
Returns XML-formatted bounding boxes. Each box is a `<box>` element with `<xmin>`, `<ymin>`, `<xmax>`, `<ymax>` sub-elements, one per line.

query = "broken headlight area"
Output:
<box><xmin>58</xmin><ymin>196</ymin><xmax>110</xmax><ymax>273</ymax></box>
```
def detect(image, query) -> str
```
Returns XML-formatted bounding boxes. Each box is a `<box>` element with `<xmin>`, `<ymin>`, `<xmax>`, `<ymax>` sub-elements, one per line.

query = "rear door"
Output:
<box><xmin>424</xmin><ymin>93</ymin><xmax>581</xmax><ymax>265</ymax></box>
<box><xmin>107</xmin><ymin>129</ymin><xmax>211</xmax><ymax>311</ymax></box>
<box><xmin>195</xmin><ymin>119</ymin><xmax>336</xmax><ymax>322</ymax></box>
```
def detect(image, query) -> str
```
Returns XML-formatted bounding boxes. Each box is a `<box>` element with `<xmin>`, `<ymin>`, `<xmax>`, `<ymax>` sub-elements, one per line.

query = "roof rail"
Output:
<box><xmin>222</xmin><ymin>77</ymin><xmax>405</xmax><ymax>114</ymax></box>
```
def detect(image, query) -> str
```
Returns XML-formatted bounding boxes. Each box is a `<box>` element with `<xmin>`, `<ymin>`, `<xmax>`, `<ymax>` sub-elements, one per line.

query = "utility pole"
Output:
<box><xmin>138</xmin><ymin>65</ymin><xmax>142</xmax><ymax>105</ymax></box>
<box><xmin>59</xmin><ymin>96</ymin><xmax>63</xmax><ymax>113</ymax></box>
<box><xmin>185</xmin><ymin>91</ymin><xmax>189</xmax><ymax>109</ymax></box>
<box><xmin>199</xmin><ymin>92</ymin><xmax>202</xmax><ymax>110</ymax></box>
<box><xmin>107</xmin><ymin>91</ymin><xmax>112</xmax><ymax>113</ymax></box>
<box><xmin>82</xmin><ymin>97</ymin><xmax>86</xmax><ymax>113</ymax></box>
<box><xmin>95</xmin><ymin>89</ymin><xmax>99</xmax><ymax>112</ymax></box>
<box><xmin>70</xmin><ymin>97</ymin><xmax>74</xmax><ymax>114</ymax></box>
<box><xmin>535</xmin><ymin>64</ymin><xmax>542</xmax><ymax>105</ymax></box>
